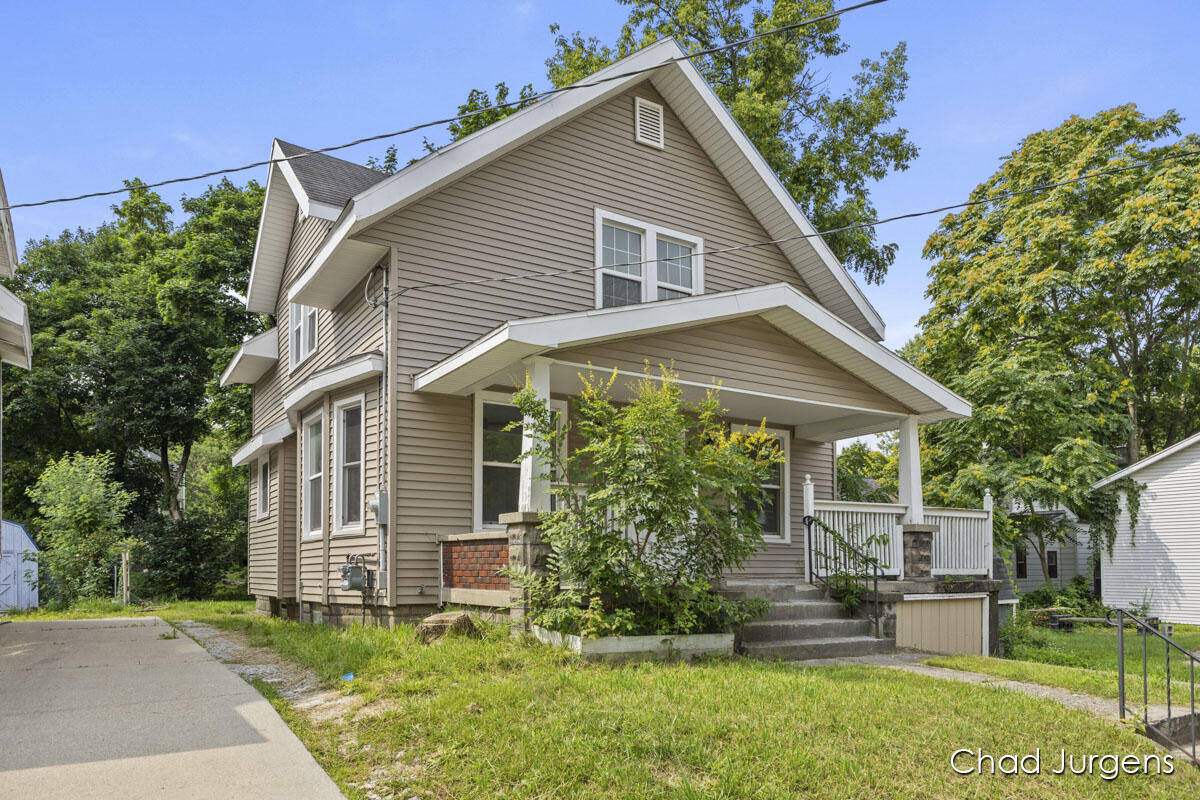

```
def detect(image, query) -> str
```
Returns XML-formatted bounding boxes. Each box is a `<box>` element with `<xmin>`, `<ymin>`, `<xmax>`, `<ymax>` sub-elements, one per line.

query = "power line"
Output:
<box><xmin>393</xmin><ymin>146</ymin><xmax>1200</xmax><ymax>296</ymax></box>
<box><xmin>0</xmin><ymin>0</ymin><xmax>886</xmax><ymax>213</ymax></box>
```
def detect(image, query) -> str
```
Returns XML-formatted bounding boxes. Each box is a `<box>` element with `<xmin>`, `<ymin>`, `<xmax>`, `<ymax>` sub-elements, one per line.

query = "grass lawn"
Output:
<box><xmin>8</xmin><ymin>601</ymin><xmax>1198</xmax><ymax>798</ymax></box>
<box><xmin>927</xmin><ymin>624</ymin><xmax>1200</xmax><ymax>707</ymax></box>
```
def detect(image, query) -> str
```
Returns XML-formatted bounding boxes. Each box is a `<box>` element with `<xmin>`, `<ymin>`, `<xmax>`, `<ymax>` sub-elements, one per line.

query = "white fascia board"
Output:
<box><xmin>219</xmin><ymin>328</ymin><xmax>279</xmax><ymax>386</ymax></box>
<box><xmin>281</xmin><ymin>352</ymin><xmax>383</xmax><ymax>422</ymax></box>
<box><xmin>413</xmin><ymin>283</ymin><xmax>970</xmax><ymax>420</ymax></box>
<box><xmin>273</xmin><ymin>140</ymin><xmax>341</xmax><ymax>222</ymax></box>
<box><xmin>231</xmin><ymin>418</ymin><xmax>295</xmax><ymax>467</ymax></box>
<box><xmin>246</xmin><ymin>155</ymin><xmax>300</xmax><ymax>314</ymax></box>
<box><xmin>1092</xmin><ymin>430</ymin><xmax>1200</xmax><ymax>489</ymax></box>
<box><xmin>0</xmin><ymin>284</ymin><xmax>30</xmax><ymax>369</ymax></box>
<box><xmin>0</xmin><ymin>167</ymin><xmax>17</xmax><ymax>279</ymax></box>
<box><xmin>287</xmin><ymin>39</ymin><xmax>684</xmax><ymax>309</ymax></box>
<box><xmin>660</xmin><ymin>58</ymin><xmax>885</xmax><ymax>340</ymax></box>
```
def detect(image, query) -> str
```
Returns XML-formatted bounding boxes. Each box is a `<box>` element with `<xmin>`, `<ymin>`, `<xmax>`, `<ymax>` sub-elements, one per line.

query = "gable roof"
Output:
<box><xmin>284</xmin><ymin>38</ymin><xmax>886</xmax><ymax>341</ymax></box>
<box><xmin>245</xmin><ymin>140</ymin><xmax>388</xmax><ymax>313</ymax></box>
<box><xmin>0</xmin><ymin>168</ymin><xmax>18</xmax><ymax>279</ymax></box>
<box><xmin>1093</xmin><ymin>431</ymin><xmax>1200</xmax><ymax>489</ymax></box>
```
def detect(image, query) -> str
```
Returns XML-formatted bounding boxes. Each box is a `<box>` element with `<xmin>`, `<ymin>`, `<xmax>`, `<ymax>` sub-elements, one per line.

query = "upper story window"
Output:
<box><xmin>289</xmin><ymin>303</ymin><xmax>318</xmax><ymax>369</ymax></box>
<box><xmin>594</xmin><ymin>210</ymin><xmax>703</xmax><ymax>308</ymax></box>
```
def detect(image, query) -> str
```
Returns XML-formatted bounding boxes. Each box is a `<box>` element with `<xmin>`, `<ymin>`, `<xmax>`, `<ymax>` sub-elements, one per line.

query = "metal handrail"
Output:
<box><xmin>1108</xmin><ymin>607</ymin><xmax>1198</xmax><ymax>765</ymax></box>
<box><xmin>804</xmin><ymin>514</ymin><xmax>882</xmax><ymax>637</ymax></box>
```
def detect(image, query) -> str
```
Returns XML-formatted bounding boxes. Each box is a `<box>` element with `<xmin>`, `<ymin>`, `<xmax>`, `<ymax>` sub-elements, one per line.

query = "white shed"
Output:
<box><xmin>0</xmin><ymin>519</ymin><xmax>38</xmax><ymax>611</ymax></box>
<box><xmin>1093</xmin><ymin>432</ymin><xmax>1200</xmax><ymax>624</ymax></box>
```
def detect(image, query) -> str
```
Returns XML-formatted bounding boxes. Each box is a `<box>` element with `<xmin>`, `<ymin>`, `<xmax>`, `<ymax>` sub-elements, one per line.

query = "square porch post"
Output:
<box><xmin>518</xmin><ymin>356</ymin><xmax>552</xmax><ymax>513</ymax></box>
<box><xmin>897</xmin><ymin>414</ymin><xmax>924</xmax><ymax>526</ymax></box>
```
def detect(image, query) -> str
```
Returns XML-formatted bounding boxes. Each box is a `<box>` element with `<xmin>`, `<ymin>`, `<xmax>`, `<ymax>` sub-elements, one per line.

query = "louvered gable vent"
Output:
<box><xmin>634</xmin><ymin>97</ymin><xmax>665</xmax><ymax>149</ymax></box>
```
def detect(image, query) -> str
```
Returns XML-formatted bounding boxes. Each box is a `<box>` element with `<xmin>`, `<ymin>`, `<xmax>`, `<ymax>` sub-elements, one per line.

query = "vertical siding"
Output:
<box><xmin>367</xmin><ymin>84</ymin><xmax>845</xmax><ymax>602</ymax></box>
<box><xmin>1102</xmin><ymin>445</ymin><xmax>1200</xmax><ymax>624</ymax></box>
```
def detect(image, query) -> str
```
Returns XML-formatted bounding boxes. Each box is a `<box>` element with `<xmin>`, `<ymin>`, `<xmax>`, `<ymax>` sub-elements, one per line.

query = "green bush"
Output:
<box><xmin>508</xmin><ymin>367</ymin><xmax>778</xmax><ymax>637</ymax></box>
<box><xmin>132</xmin><ymin>515</ymin><xmax>230</xmax><ymax>600</ymax></box>
<box><xmin>1018</xmin><ymin>574</ymin><xmax>1107</xmax><ymax>618</ymax></box>
<box><xmin>999</xmin><ymin>609</ymin><xmax>1087</xmax><ymax>666</ymax></box>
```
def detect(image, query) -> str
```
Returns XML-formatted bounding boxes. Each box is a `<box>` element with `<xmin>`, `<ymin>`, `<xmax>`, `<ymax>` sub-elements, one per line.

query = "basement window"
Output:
<box><xmin>634</xmin><ymin>97</ymin><xmax>665</xmax><ymax>149</ymax></box>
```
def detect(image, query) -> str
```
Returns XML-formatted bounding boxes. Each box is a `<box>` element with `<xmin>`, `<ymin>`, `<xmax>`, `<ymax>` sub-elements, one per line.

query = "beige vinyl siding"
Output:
<box><xmin>365</xmin><ymin>84</ymin><xmax>843</xmax><ymax>602</ymax></box>
<box><xmin>1101</xmin><ymin>443</ymin><xmax>1200</xmax><ymax>624</ymax></box>
<box><xmin>895</xmin><ymin>596</ymin><xmax>986</xmax><ymax>655</ymax></box>
<box><xmin>555</xmin><ymin>317</ymin><xmax>908</xmax><ymax>413</ymax></box>
<box><xmin>278</xmin><ymin>433</ymin><xmax>298</xmax><ymax>598</ymax></box>
<box><xmin>247</xmin><ymin>450</ymin><xmax>278</xmax><ymax>596</ymax></box>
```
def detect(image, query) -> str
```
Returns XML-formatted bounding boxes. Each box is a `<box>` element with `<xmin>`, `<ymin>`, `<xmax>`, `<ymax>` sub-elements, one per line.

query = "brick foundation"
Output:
<box><xmin>441</xmin><ymin>538</ymin><xmax>511</xmax><ymax>591</ymax></box>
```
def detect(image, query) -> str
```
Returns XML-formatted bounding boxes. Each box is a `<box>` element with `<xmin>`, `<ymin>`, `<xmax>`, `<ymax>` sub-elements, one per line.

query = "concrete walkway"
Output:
<box><xmin>0</xmin><ymin>617</ymin><xmax>344</xmax><ymax>800</ymax></box>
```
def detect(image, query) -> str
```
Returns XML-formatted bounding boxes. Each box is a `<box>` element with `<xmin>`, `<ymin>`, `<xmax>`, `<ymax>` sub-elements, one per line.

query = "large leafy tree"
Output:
<box><xmin>913</xmin><ymin>105</ymin><xmax>1199</xmax><ymax>567</ymax></box>
<box><xmin>409</xmin><ymin>0</ymin><xmax>915</xmax><ymax>283</ymax></box>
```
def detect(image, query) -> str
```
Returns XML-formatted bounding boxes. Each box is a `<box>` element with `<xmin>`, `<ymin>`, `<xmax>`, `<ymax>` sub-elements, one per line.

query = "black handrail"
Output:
<box><xmin>1108</xmin><ymin>607</ymin><xmax>1198</xmax><ymax>765</ymax></box>
<box><xmin>803</xmin><ymin>514</ymin><xmax>882</xmax><ymax>637</ymax></box>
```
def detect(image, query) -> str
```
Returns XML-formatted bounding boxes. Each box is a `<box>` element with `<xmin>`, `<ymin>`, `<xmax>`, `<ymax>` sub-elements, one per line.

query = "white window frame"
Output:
<box><xmin>758</xmin><ymin>427</ymin><xmax>791</xmax><ymax>544</ymax></box>
<box><xmin>301</xmin><ymin>409</ymin><xmax>325</xmax><ymax>540</ymax></box>
<box><xmin>256</xmin><ymin>457</ymin><xmax>270</xmax><ymax>520</ymax></box>
<box><xmin>593</xmin><ymin>209</ymin><xmax>704</xmax><ymax>309</ymax></box>
<box><xmin>473</xmin><ymin>390</ymin><xmax>568</xmax><ymax>531</ymax></box>
<box><xmin>289</xmin><ymin>303</ymin><xmax>319</xmax><ymax>371</ymax></box>
<box><xmin>332</xmin><ymin>394</ymin><xmax>366</xmax><ymax>535</ymax></box>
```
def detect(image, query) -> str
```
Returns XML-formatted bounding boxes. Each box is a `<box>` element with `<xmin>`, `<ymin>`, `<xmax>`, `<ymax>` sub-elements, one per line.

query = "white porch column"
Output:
<box><xmin>897</xmin><ymin>414</ymin><xmax>924</xmax><ymax>525</ymax></box>
<box><xmin>518</xmin><ymin>356</ymin><xmax>552</xmax><ymax>513</ymax></box>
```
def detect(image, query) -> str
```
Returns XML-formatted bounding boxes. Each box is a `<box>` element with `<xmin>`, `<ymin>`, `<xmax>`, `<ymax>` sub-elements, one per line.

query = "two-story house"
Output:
<box><xmin>223</xmin><ymin>39</ymin><xmax>997</xmax><ymax>655</ymax></box>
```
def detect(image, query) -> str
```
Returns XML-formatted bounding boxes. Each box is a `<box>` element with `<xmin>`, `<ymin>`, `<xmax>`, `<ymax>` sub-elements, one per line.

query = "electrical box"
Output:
<box><xmin>340</xmin><ymin>563</ymin><xmax>365</xmax><ymax>592</ymax></box>
<box><xmin>369</xmin><ymin>490</ymin><xmax>389</xmax><ymax>526</ymax></box>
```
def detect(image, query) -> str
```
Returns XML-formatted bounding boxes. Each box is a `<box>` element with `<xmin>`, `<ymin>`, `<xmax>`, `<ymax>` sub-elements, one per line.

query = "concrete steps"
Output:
<box><xmin>726</xmin><ymin>579</ymin><xmax>894</xmax><ymax>661</ymax></box>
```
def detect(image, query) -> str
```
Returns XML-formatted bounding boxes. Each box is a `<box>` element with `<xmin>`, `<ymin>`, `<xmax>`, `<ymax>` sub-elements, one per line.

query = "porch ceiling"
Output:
<box><xmin>413</xmin><ymin>284</ymin><xmax>970</xmax><ymax>441</ymax></box>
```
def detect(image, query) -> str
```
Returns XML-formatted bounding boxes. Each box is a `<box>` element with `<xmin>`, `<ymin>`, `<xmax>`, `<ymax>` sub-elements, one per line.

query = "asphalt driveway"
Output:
<box><xmin>0</xmin><ymin>616</ymin><xmax>343</xmax><ymax>799</ymax></box>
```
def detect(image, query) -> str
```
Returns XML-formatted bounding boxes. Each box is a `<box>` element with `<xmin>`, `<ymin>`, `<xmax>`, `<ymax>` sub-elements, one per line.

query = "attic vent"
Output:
<box><xmin>634</xmin><ymin>97</ymin><xmax>665</xmax><ymax>149</ymax></box>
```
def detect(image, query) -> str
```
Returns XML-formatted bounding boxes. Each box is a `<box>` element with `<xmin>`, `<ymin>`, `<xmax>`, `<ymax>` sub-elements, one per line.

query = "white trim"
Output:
<box><xmin>1092</xmin><ymin>430</ymin><xmax>1200</xmax><ymax>488</ymax></box>
<box><xmin>282</xmin><ymin>352</ymin><xmax>383</xmax><ymax>423</ymax></box>
<box><xmin>301</xmin><ymin>409</ymin><xmax>325</xmax><ymax>540</ymax></box>
<box><xmin>246</xmin><ymin>147</ymin><xmax>300</xmax><ymax>314</ymax></box>
<box><xmin>0</xmin><ymin>284</ymin><xmax>30</xmax><ymax>369</ymax></box>
<box><xmin>220</xmin><ymin>328</ymin><xmax>278</xmax><ymax>386</ymax></box>
<box><xmin>902</xmin><ymin>592</ymin><xmax>989</xmax><ymax>601</ymax></box>
<box><xmin>256</xmin><ymin>457</ymin><xmax>271</xmax><ymax>520</ymax></box>
<box><xmin>283</xmin><ymin>39</ymin><xmax>885</xmax><ymax>339</ymax></box>
<box><xmin>413</xmin><ymin>284</ymin><xmax>969</xmax><ymax>423</ymax></box>
<box><xmin>473</xmin><ymin>390</ymin><xmax>567</xmax><ymax>532</ymax></box>
<box><xmin>288</xmin><ymin>303</ymin><xmax>319</xmax><ymax>372</ymax></box>
<box><xmin>273</xmin><ymin>142</ymin><xmax>342</xmax><ymax>222</ymax></box>
<box><xmin>998</xmin><ymin>598</ymin><xmax>1020</xmax><ymax>605</ymax></box>
<box><xmin>231</xmin><ymin>418</ymin><xmax>294</xmax><ymax>468</ymax></box>
<box><xmin>332</xmin><ymin>394</ymin><xmax>366</xmax><ymax>535</ymax></box>
<box><xmin>757</xmin><ymin>426</ymin><xmax>790</xmax><ymax>544</ymax></box>
<box><xmin>593</xmin><ymin>208</ymin><xmax>704</xmax><ymax>308</ymax></box>
<box><xmin>0</xmin><ymin>167</ymin><xmax>18</xmax><ymax>279</ymax></box>
<box><xmin>633</xmin><ymin>96</ymin><xmax>665</xmax><ymax>149</ymax></box>
<box><xmin>440</xmin><ymin>587</ymin><xmax>510</xmax><ymax>607</ymax></box>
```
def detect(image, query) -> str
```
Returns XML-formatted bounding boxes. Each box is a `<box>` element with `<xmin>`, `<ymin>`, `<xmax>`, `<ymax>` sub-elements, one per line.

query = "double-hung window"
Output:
<box><xmin>1046</xmin><ymin>550</ymin><xmax>1059</xmax><ymax>580</ymax></box>
<box><xmin>475</xmin><ymin>392</ymin><xmax>567</xmax><ymax>530</ymax></box>
<box><xmin>755</xmin><ymin>429</ymin><xmax>790</xmax><ymax>543</ymax></box>
<box><xmin>334</xmin><ymin>397</ymin><xmax>364</xmax><ymax>532</ymax></box>
<box><xmin>302</xmin><ymin>411</ymin><xmax>324</xmax><ymax>538</ymax></box>
<box><xmin>289</xmin><ymin>303</ymin><xmax>318</xmax><ymax>369</ymax></box>
<box><xmin>595</xmin><ymin>210</ymin><xmax>703</xmax><ymax>308</ymax></box>
<box><xmin>1014</xmin><ymin>548</ymin><xmax>1028</xmax><ymax>580</ymax></box>
<box><xmin>256</xmin><ymin>458</ymin><xmax>270</xmax><ymax>519</ymax></box>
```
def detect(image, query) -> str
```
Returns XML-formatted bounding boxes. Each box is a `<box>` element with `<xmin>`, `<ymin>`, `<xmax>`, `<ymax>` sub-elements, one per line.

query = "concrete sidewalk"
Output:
<box><xmin>0</xmin><ymin>616</ymin><xmax>344</xmax><ymax>799</ymax></box>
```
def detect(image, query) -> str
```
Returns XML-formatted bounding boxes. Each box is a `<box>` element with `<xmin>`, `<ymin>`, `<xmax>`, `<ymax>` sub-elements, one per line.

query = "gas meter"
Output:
<box><xmin>339</xmin><ymin>554</ymin><xmax>374</xmax><ymax>593</ymax></box>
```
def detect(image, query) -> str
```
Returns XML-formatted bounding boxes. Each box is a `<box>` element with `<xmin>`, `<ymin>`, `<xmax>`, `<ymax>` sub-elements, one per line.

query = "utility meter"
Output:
<box><xmin>340</xmin><ymin>562</ymin><xmax>365</xmax><ymax>592</ymax></box>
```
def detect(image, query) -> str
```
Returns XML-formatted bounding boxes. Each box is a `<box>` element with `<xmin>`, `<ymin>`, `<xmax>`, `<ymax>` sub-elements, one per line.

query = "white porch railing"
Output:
<box><xmin>806</xmin><ymin>481</ymin><xmax>994</xmax><ymax>580</ymax></box>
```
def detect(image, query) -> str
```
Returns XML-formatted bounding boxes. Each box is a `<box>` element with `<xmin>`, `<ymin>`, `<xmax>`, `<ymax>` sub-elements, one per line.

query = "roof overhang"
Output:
<box><xmin>220</xmin><ymin>328</ymin><xmax>278</xmax><ymax>386</ymax></box>
<box><xmin>286</xmin><ymin>38</ymin><xmax>884</xmax><ymax>341</ymax></box>
<box><xmin>413</xmin><ymin>283</ymin><xmax>968</xmax><ymax>440</ymax></box>
<box><xmin>0</xmin><ymin>168</ymin><xmax>17</xmax><ymax>279</ymax></box>
<box><xmin>1093</xmin><ymin>430</ymin><xmax>1200</xmax><ymax>489</ymax></box>
<box><xmin>0</xmin><ymin>285</ymin><xmax>31</xmax><ymax>369</ymax></box>
<box><xmin>281</xmin><ymin>352</ymin><xmax>383</xmax><ymax>423</ymax></box>
<box><xmin>231</xmin><ymin>418</ymin><xmax>294</xmax><ymax>467</ymax></box>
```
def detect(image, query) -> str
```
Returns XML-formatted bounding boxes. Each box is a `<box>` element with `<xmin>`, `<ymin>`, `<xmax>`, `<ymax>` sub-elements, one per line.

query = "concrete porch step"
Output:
<box><xmin>760</xmin><ymin>599</ymin><xmax>845</xmax><ymax>621</ymax></box>
<box><xmin>722</xmin><ymin>581</ymin><xmax>825</xmax><ymax>602</ymax></box>
<box><xmin>741</xmin><ymin>617</ymin><xmax>873</xmax><ymax>643</ymax></box>
<box><xmin>743</xmin><ymin>635</ymin><xmax>894</xmax><ymax>661</ymax></box>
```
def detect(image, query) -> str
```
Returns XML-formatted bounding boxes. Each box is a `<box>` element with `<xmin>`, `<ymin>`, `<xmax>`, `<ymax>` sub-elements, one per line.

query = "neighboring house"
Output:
<box><xmin>223</xmin><ymin>39</ymin><xmax>989</xmax><ymax>630</ymax></box>
<box><xmin>0</xmin><ymin>519</ymin><xmax>38</xmax><ymax>611</ymax></box>
<box><xmin>1001</xmin><ymin>504</ymin><xmax>1096</xmax><ymax>597</ymax></box>
<box><xmin>1092</xmin><ymin>431</ymin><xmax>1200</xmax><ymax>624</ymax></box>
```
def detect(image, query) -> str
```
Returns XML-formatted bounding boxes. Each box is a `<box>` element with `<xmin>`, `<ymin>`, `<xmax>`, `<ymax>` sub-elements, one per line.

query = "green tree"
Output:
<box><xmin>510</xmin><ymin>367</ymin><xmax>778</xmax><ymax>637</ymax></box>
<box><xmin>417</xmin><ymin>1</ymin><xmax>916</xmax><ymax>282</ymax></box>
<box><xmin>835</xmin><ymin>440</ymin><xmax>895</xmax><ymax>502</ymax></box>
<box><xmin>27</xmin><ymin>452</ymin><xmax>134</xmax><ymax>605</ymax></box>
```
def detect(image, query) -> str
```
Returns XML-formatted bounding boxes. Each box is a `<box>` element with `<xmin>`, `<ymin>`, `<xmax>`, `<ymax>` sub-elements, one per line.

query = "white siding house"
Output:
<box><xmin>1092</xmin><ymin>432</ymin><xmax>1200</xmax><ymax>624</ymax></box>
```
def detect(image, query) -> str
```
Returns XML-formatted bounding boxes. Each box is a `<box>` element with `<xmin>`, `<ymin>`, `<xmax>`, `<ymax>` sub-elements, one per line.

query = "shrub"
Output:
<box><xmin>508</xmin><ymin>367</ymin><xmax>779</xmax><ymax>637</ymax></box>
<box><xmin>132</xmin><ymin>515</ymin><xmax>230</xmax><ymax>600</ymax></box>
<box><xmin>27</xmin><ymin>452</ymin><xmax>135</xmax><ymax>605</ymax></box>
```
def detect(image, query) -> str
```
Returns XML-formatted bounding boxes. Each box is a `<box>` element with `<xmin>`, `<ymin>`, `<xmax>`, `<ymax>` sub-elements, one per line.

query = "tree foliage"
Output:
<box><xmin>26</xmin><ymin>452</ymin><xmax>134</xmax><ymax>605</ymax></box>
<box><xmin>835</xmin><ymin>440</ymin><xmax>895</xmax><ymax>503</ymax></box>
<box><xmin>914</xmin><ymin>105</ymin><xmax>1199</xmax><ymax>561</ymax></box>
<box><xmin>509</xmin><ymin>367</ymin><xmax>778</xmax><ymax>636</ymax></box>
<box><xmin>404</xmin><ymin>1</ymin><xmax>915</xmax><ymax>282</ymax></box>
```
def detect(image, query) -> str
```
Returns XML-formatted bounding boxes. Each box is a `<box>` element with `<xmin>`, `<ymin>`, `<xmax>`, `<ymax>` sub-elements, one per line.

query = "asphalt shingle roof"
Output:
<box><xmin>276</xmin><ymin>140</ymin><xmax>388</xmax><ymax>209</ymax></box>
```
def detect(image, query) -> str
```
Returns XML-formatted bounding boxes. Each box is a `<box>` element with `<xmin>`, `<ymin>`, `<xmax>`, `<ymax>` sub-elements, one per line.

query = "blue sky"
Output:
<box><xmin>3</xmin><ymin>0</ymin><xmax>1198</xmax><ymax>349</ymax></box>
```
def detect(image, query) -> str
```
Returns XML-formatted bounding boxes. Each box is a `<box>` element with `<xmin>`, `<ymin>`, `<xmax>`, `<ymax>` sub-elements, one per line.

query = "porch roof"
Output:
<box><xmin>413</xmin><ymin>283</ymin><xmax>970</xmax><ymax>440</ymax></box>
